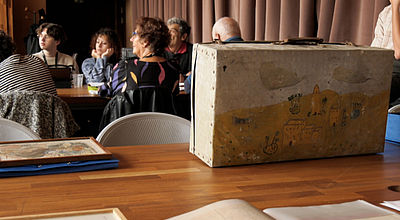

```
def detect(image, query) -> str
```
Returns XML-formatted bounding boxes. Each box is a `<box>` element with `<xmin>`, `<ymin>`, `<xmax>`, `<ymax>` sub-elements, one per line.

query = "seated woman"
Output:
<box><xmin>0</xmin><ymin>30</ymin><xmax>57</xmax><ymax>96</ymax></box>
<box><xmin>82</xmin><ymin>28</ymin><xmax>121</xmax><ymax>83</ymax></box>
<box><xmin>99</xmin><ymin>17</ymin><xmax>179</xmax><ymax>128</ymax></box>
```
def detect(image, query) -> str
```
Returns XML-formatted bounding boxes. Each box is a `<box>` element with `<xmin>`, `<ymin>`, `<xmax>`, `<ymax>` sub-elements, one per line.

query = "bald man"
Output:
<box><xmin>212</xmin><ymin>17</ymin><xmax>243</xmax><ymax>42</ymax></box>
<box><xmin>184</xmin><ymin>17</ymin><xmax>243</xmax><ymax>94</ymax></box>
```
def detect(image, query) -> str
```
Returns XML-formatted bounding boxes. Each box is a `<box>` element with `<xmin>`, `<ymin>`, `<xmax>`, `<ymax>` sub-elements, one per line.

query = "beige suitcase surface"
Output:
<box><xmin>190</xmin><ymin>43</ymin><xmax>393</xmax><ymax>167</ymax></box>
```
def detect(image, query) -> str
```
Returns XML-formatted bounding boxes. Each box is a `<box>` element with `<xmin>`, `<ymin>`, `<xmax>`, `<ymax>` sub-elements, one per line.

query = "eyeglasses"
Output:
<box><xmin>37</xmin><ymin>34</ymin><xmax>52</xmax><ymax>40</ymax></box>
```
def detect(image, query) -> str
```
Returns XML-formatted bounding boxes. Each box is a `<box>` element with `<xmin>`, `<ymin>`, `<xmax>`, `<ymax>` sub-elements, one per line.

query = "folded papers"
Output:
<box><xmin>263</xmin><ymin>200</ymin><xmax>398</xmax><ymax>220</ymax></box>
<box><xmin>381</xmin><ymin>201</ymin><xmax>400</xmax><ymax>212</ymax></box>
<box><xmin>0</xmin><ymin>159</ymin><xmax>119</xmax><ymax>177</ymax></box>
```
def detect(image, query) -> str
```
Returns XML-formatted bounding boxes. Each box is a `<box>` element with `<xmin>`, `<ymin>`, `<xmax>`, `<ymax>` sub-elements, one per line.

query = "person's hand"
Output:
<box><xmin>91</xmin><ymin>49</ymin><xmax>101</xmax><ymax>59</ymax></box>
<box><xmin>186</xmin><ymin>71</ymin><xmax>191</xmax><ymax>77</ymax></box>
<box><xmin>101</xmin><ymin>48</ymin><xmax>114</xmax><ymax>58</ymax></box>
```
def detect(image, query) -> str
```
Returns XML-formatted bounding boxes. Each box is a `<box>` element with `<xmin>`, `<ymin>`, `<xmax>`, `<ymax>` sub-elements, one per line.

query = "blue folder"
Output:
<box><xmin>0</xmin><ymin>159</ymin><xmax>119</xmax><ymax>177</ymax></box>
<box><xmin>386</xmin><ymin>113</ymin><xmax>400</xmax><ymax>144</ymax></box>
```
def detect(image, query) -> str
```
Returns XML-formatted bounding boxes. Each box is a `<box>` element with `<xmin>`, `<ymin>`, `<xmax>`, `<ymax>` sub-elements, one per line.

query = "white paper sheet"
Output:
<box><xmin>381</xmin><ymin>201</ymin><xmax>400</xmax><ymax>212</ymax></box>
<box><xmin>263</xmin><ymin>200</ymin><xmax>398</xmax><ymax>220</ymax></box>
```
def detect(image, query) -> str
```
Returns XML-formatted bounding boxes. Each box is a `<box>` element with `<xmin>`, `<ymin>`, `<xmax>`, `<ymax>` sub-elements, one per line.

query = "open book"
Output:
<box><xmin>168</xmin><ymin>199</ymin><xmax>400</xmax><ymax>220</ymax></box>
<box><xmin>263</xmin><ymin>200</ymin><xmax>399</xmax><ymax>220</ymax></box>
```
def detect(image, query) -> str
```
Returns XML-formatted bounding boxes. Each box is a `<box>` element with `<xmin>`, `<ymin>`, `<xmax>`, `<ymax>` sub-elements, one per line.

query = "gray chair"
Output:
<box><xmin>389</xmin><ymin>104</ymin><xmax>400</xmax><ymax>114</ymax></box>
<box><xmin>121</xmin><ymin>47</ymin><xmax>137</xmax><ymax>60</ymax></box>
<box><xmin>97</xmin><ymin>112</ymin><xmax>190</xmax><ymax>147</ymax></box>
<box><xmin>0</xmin><ymin>118</ymin><xmax>40</xmax><ymax>141</ymax></box>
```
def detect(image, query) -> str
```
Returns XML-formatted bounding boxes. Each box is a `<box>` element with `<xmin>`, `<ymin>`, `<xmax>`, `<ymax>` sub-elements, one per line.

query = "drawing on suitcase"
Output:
<box><xmin>262</xmin><ymin>131</ymin><xmax>280</xmax><ymax>155</ymax></box>
<box><xmin>311</xmin><ymin>84</ymin><xmax>322</xmax><ymax>116</ymax></box>
<box><xmin>288</xmin><ymin>93</ymin><xmax>302</xmax><ymax>115</ymax></box>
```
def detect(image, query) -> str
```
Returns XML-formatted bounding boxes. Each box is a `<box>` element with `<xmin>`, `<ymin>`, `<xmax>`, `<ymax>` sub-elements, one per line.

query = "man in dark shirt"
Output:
<box><xmin>165</xmin><ymin>17</ymin><xmax>193</xmax><ymax>77</ymax></box>
<box><xmin>164</xmin><ymin>17</ymin><xmax>193</xmax><ymax>120</ymax></box>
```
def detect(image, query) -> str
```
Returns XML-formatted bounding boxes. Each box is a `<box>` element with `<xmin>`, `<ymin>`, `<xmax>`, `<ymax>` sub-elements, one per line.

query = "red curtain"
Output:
<box><xmin>128</xmin><ymin>0</ymin><xmax>390</xmax><ymax>46</ymax></box>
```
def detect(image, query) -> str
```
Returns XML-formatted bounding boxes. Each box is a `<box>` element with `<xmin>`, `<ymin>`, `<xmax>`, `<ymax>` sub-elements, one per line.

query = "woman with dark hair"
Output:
<box><xmin>82</xmin><ymin>28</ymin><xmax>121</xmax><ymax>83</ymax></box>
<box><xmin>99</xmin><ymin>17</ymin><xmax>180</xmax><ymax>129</ymax></box>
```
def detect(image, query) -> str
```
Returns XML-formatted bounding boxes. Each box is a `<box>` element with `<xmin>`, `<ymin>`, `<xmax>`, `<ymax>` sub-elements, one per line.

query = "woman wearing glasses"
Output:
<box><xmin>99</xmin><ymin>17</ymin><xmax>180</xmax><ymax>128</ymax></box>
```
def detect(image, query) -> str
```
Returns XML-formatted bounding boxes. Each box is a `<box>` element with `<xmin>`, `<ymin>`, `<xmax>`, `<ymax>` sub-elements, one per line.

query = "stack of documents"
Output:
<box><xmin>263</xmin><ymin>200</ymin><xmax>399</xmax><ymax>220</ymax></box>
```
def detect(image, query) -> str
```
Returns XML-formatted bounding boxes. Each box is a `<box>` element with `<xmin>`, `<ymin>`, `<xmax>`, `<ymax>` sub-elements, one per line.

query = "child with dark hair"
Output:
<box><xmin>82</xmin><ymin>28</ymin><xmax>121</xmax><ymax>83</ymax></box>
<box><xmin>32</xmin><ymin>23</ymin><xmax>79</xmax><ymax>74</ymax></box>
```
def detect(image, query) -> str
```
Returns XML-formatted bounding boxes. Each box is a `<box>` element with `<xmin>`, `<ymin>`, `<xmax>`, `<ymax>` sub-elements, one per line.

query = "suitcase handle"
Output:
<box><xmin>278</xmin><ymin>37</ymin><xmax>324</xmax><ymax>45</ymax></box>
<box><xmin>211</xmin><ymin>37</ymin><xmax>356</xmax><ymax>46</ymax></box>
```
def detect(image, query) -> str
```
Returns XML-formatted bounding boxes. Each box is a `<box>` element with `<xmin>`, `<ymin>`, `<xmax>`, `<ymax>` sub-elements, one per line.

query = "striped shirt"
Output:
<box><xmin>0</xmin><ymin>54</ymin><xmax>57</xmax><ymax>96</ymax></box>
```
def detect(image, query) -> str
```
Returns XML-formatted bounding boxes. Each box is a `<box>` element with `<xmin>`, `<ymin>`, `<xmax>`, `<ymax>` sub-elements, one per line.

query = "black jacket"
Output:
<box><xmin>99</xmin><ymin>88</ymin><xmax>177</xmax><ymax>131</ymax></box>
<box><xmin>25</xmin><ymin>24</ymin><xmax>41</xmax><ymax>55</ymax></box>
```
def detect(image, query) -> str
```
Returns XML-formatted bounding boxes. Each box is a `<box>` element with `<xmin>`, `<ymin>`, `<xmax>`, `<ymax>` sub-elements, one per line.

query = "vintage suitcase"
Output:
<box><xmin>190</xmin><ymin>42</ymin><xmax>393</xmax><ymax>167</ymax></box>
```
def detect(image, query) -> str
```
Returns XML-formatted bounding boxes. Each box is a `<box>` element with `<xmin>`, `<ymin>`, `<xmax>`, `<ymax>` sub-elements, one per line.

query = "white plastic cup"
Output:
<box><xmin>179</xmin><ymin>82</ymin><xmax>184</xmax><ymax>91</ymax></box>
<box><xmin>72</xmin><ymin>74</ymin><xmax>83</xmax><ymax>88</ymax></box>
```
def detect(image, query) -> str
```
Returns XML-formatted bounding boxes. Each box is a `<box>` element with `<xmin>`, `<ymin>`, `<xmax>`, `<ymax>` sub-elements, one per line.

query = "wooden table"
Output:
<box><xmin>57</xmin><ymin>87</ymin><xmax>110</xmax><ymax>137</ymax></box>
<box><xmin>1</xmin><ymin>142</ymin><xmax>400</xmax><ymax>219</ymax></box>
<box><xmin>57</xmin><ymin>87</ymin><xmax>109</xmax><ymax>110</ymax></box>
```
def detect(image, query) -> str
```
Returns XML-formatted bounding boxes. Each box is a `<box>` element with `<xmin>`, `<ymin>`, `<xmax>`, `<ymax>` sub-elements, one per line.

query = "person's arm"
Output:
<box><xmin>184</xmin><ymin>73</ymin><xmax>191</xmax><ymax>94</ymax></box>
<box><xmin>98</xmin><ymin>65</ymin><xmax>113</xmax><ymax>97</ymax></box>
<box><xmin>98</xmin><ymin>61</ymin><xmax>126</xmax><ymax>97</ymax></box>
<box><xmin>82</xmin><ymin>57</ymin><xmax>112</xmax><ymax>83</ymax></box>
<box><xmin>393</xmin><ymin>1</ymin><xmax>400</xmax><ymax>59</ymax></box>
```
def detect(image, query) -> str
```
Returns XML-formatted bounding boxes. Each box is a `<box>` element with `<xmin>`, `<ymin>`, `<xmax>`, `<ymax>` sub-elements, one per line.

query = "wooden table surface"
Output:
<box><xmin>56</xmin><ymin>86</ymin><xmax>109</xmax><ymax>108</ymax></box>
<box><xmin>1</xmin><ymin>142</ymin><xmax>400</xmax><ymax>219</ymax></box>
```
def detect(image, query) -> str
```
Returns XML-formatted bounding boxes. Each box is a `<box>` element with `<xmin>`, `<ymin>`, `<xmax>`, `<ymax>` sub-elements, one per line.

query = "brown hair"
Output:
<box><xmin>36</xmin><ymin>23</ymin><xmax>66</xmax><ymax>44</ymax></box>
<box><xmin>135</xmin><ymin>17</ymin><xmax>170</xmax><ymax>55</ymax></box>
<box><xmin>89</xmin><ymin>28</ymin><xmax>121</xmax><ymax>64</ymax></box>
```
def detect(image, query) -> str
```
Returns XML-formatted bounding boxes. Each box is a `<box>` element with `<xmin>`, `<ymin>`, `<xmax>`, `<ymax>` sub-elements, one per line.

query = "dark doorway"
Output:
<box><xmin>46</xmin><ymin>0</ymin><xmax>125</xmax><ymax>71</ymax></box>
<box><xmin>46</xmin><ymin>0</ymin><xmax>125</xmax><ymax>137</ymax></box>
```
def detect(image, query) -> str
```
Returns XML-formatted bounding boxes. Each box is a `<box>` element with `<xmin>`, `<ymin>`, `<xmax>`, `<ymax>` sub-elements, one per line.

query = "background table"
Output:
<box><xmin>1</xmin><ymin>142</ymin><xmax>400</xmax><ymax>219</ymax></box>
<box><xmin>57</xmin><ymin>87</ymin><xmax>109</xmax><ymax>137</ymax></box>
<box><xmin>57</xmin><ymin>87</ymin><xmax>109</xmax><ymax>110</ymax></box>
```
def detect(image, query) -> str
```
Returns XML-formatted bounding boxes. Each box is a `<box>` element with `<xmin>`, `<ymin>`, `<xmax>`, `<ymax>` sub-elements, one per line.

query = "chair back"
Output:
<box><xmin>97</xmin><ymin>112</ymin><xmax>190</xmax><ymax>147</ymax></box>
<box><xmin>389</xmin><ymin>104</ymin><xmax>400</xmax><ymax>114</ymax></box>
<box><xmin>0</xmin><ymin>90</ymin><xmax>79</xmax><ymax>139</ymax></box>
<box><xmin>48</xmin><ymin>68</ymin><xmax>72</xmax><ymax>88</ymax></box>
<box><xmin>0</xmin><ymin>118</ymin><xmax>40</xmax><ymax>141</ymax></box>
